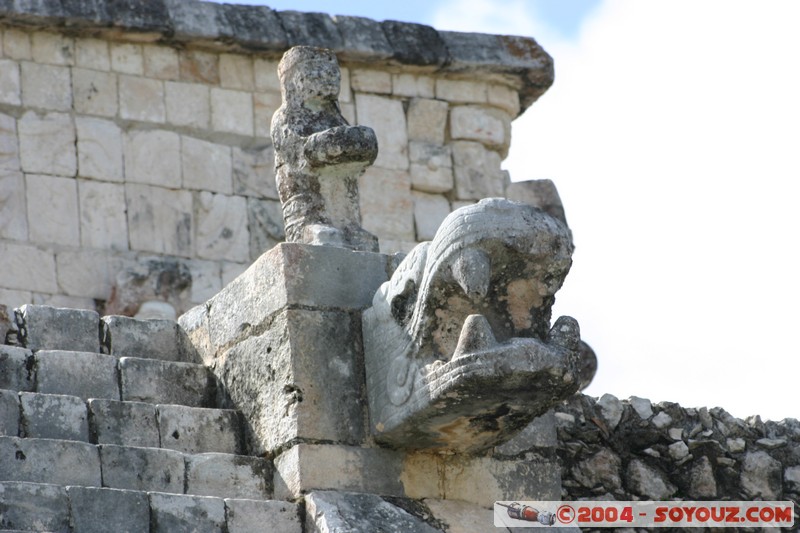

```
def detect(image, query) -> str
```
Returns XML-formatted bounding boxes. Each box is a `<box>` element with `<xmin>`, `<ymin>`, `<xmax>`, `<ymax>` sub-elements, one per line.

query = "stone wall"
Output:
<box><xmin>0</xmin><ymin>0</ymin><xmax>558</xmax><ymax>318</ymax></box>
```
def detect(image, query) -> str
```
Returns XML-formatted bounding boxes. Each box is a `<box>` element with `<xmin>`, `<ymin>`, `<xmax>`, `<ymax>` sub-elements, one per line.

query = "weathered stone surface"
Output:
<box><xmin>0</xmin><ymin>243</ymin><xmax>57</xmax><ymax>293</ymax></box>
<box><xmin>220</xmin><ymin>4</ymin><xmax>287</xmax><ymax>49</ymax></box>
<box><xmin>278</xmin><ymin>11</ymin><xmax>342</xmax><ymax>50</ymax></box>
<box><xmin>232</xmin><ymin>144</ymin><xmax>278</xmax><ymax>199</ymax></box>
<box><xmin>412</xmin><ymin>191</ymin><xmax>449</xmax><ymax>241</ymax></box>
<box><xmin>651</xmin><ymin>411</ymin><xmax>673</xmax><ymax>428</ymax></box>
<box><xmin>359</xmin><ymin>167</ymin><xmax>415</xmax><ymax>241</ymax></box>
<box><xmin>435</xmin><ymin>79</ymin><xmax>487</xmax><ymax>104</ymax></box>
<box><xmin>67</xmin><ymin>486</ymin><xmax>149</xmax><ymax>533</ymax></box>
<box><xmin>72</xmin><ymin>67</ymin><xmax>118</xmax><ymax>116</ymax></box>
<box><xmin>407</xmin><ymin>98</ymin><xmax>448</xmax><ymax>145</ymax></box>
<box><xmin>120</xmin><ymin>357</ymin><xmax>214</xmax><ymax>407</ymax></box>
<box><xmin>119</xmin><ymin>75</ymin><xmax>165</xmax><ymax>122</ymax></box>
<box><xmin>157</xmin><ymin>404</ymin><xmax>241</xmax><ymax>455</ymax></box>
<box><xmin>571</xmin><ymin>448</ymin><xmax>622</xmax><ymax>490</ymax></box>
<box><xmin>0</xmin><ymin>170</ymin><xmax>26</xmax><ymax>241</ymax></box>
<box><xmin>450</xmin><ymin>105</ymin><xmax>508</xmax><ymax>149</ymax></box>
<box><xmin>355</xmin><ymin>93</ymin><xmax>408</xmax><ymax>171</ymax></box>
<box><xmin>150</xmin><ymin>492</ymin><xmax>226</xmax><ymax>533</ymax></box>
<box><xmin>76</xmin><ymin>117</ymin><xmax>123</xmax><ymax>182</ymax></box>
<box><xmin>126</xmin><ymin>184</ymin><xmax>193</xmax><ymax>257</ymax></box>
<box><xmin>451</xmin><ymin>141</ymin><xmax>504</xmax><ymax>200</ymax></box>
<box><xmin>100</xmin><ymin>444</ymin><xmax>184</xmax><ymax>493</ymax></box>
<box><xmin>165</xmin><ymin>81</ymin><xmax>209</xmax><ymax>129</ymax></box>
<box><xmin>181</xmin><ymin>137</ymin><xmax>232</xmax><ymax>194</ymax></box>
<box><xmin>409</xmin><ymin>142</ymin><xmax>452</xmax><ymax>194</ymax></box>
<box><xmin>110</xmin><ymin>42</ymin><xmax>144</xmax><ymax>75</ymax></box>
<box><xmin>15</xmin><ymin>305</ymin><xmax>100</xmax><ymax>353</ymax></box>
<box><xmin>164</xmin><ymin>0</ymin><xmax>228</xmax><ymax>41</ymax></box>
<box><xmin>0</xmin><ymin>389</ymin><xmax>19</xmax><ymax>436</ymax></box>
<box><xmin>20</xmin><ymin>61</ymin><xmax>71</xmax><ymax>110</ymax></box>
<box><xmin>186</xmin><ymin>452</ymin><xmax>271</xmax><ymax>499</ymax></box>
<box><xmin>504</xmin><ymin>179</ymin><xmax>567</xmax><ymax>226</ymax></box>
<box><xmin>211</xmin><ymin>87</ymin><xmax>253</xmax><ymax>135</ymax></box>
<box><xmin>0</xmin><ymin>345</ymin><xmax>35</xmax><ymax>392</ymax></box>
<box><xmin>351</xmin><ymin>68</ymin><xmax>391</xmax><ymax>94</ymax></box>
<box><xmin>0</xmin><ymin>113</ymin><xmax>20</xmax><ymax>171</ymax></box>
<box><xmin>35</xmin><ymin>350</ymin><xmax>118</xmax><ymax>399</ymax></box>
<box><xmin>19</xmin><ymin>392</ymin><xmax>88</xmax><ymax>441</ymax></box>
<box><xmin>75</xmin><ymin>38</ymin><xmax>110</xmax><ymax>70</ymax></box>
<box><xmin>78</xmin><ymin>180</ymin><xmax>128</xmax><ymax>250</ymax></box>
<box><xmin>226</xmin><ymin>498</ymin><xmax>301</xmax><ymax>533</ymax></box>
<box><xmin>25</xmin><ymin>173</ymin><xmax>80</xmax><ymax>246</ymax></box>
<box><xmin>0</xmin><ymin>436</ymin><xmax>101</xmax><ymax>486</ymax></box>
<box><xmin>488</xmin><ymin>83</ymin><xmax>521</xmax><ymax>116</ymax></box>
<box><xmin>272</xmin><ymin>46</ymin><xmax>378</xmax><ymax>251</ymax></box>
<box><xmin>628</xmin><ymin>396</ymin><xmax>653</xmax><ymax>419</ymax></box>
<box><xmin>688</xmin><ymin>455</ymin><xmax>717</xmax><ymax>498</ymax></box>
<box><xmin>247</xmin><ymin>198</ymin><xmax>285</xmax><ymax>260</ymax></box>
<box><xmin>123</xmin><ymin>129</ymin><xmax>181</xmax><ymax>188</ymax></box>
<box><xmin>195</xmin><ymin>192</ymin><xmax>249</xmax><ymax>262</ymax></box>
<box><xmin>741</xmin><ymin>450</ymin><xmax>782</xmax><ymax>499</ymax></box>
<box><xmin>424</xmin><ymin>499</ymin><xmax>493</xmax><ymax>533</ymax></box>
<box><xmin>101</xmin><ymin>315</ymin><xmax>196</xmax><ymax>362</ymax></box>
<box><xmin>215</xmin><ymin>308</ymin><xmax>365</xmax><ymax>454</ymax></box>
<box><xmin>363</xmin><ymin>199</ymin><xmax>578</xmax><ymax>452</ymax></box>
<box><xmin>596</xmin><ymin>393</ymin><xmax>623</xmax><ymax>430</ymax></box>
<box><xmin>0</xmin><ymin>59</ymin><xmax>21</xmax><ymax>105</ymax></box>
<box><xmin>105</xmin><ymin>257</ymin><xmax>192</xmax><ymax>318</ymax></box>
<box><xmin>382</xmin><ymin>21</ymin><xmax>447</xmax><ymax>67</ymax></box>
<box><xmin>626</xmin><ymin>459</ymin><xmax>676</xmax><ymax>500</ymax></box>
<box><xmin>392</xmin><ymin>73</ymin><xmax>435</xmax><ymax>98</ymax></box>
<box><xmin>0</xmin><ymin>481</ymin><xmax>69</xmax><ymax>533</ymax></box>
<box><xmin>305</xmin><ymin>491</ymin><xmax>440</xmax><ymax>533</ymax></box>
<box><xmin>143</xmin><ymin>44</ymin><xmax>178</xmax><ymax>80</ymax></box>
<box><xmin>218</xmin><ymin>53</ymin><xmax>254</xmax><ymax>90</ymax></box>
<box><xmin>89</xmin><ymin>399</ymin><xmax>159</xmax><ymax>447</ymax></box>
<box><xmin>495</xmin><ymin>410</ymin><xmax>557</xmax><ymax>456</ymax></box>
<box><xmin>333</xmin><ymin>16</ymin><xmax>393</xmax><ymax>61</ymax></box>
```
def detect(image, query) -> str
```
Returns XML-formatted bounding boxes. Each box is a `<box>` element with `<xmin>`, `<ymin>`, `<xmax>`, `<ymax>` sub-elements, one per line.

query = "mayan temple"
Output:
<box><xmin>0</xmin><ymin>1</ymin><xmax>798</xmax><ymax>532</ymax></box>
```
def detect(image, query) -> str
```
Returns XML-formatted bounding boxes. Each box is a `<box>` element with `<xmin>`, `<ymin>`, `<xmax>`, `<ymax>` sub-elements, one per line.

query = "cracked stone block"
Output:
<box><xmin>0</xmin><ymin>481</ymin><xmax>69</xmax><ymax>532</ymax></box>
<box><xmin>120</xmin><ymin>357</ymin><xmax>214</xmax><ymax>408</ymax></box>
<box><xmin>0</xmin><ymin>390</ymin><xmax>19</xmax><ymax>436</ymax></box>
<box><xmin>0</xmin><ymin>436</ymin><xmax>101</xmax><ymax>486</ymax></box>
<box><xmin>149</xmin><ymin>492</ymin><xmax>226</xmax><ymax>533</ymax></box>
<box><xmin>186</xmin><ymin>452</ymin><xmax>272</xmax><ymax>499</ymax></box>
<box><xmin>157</xmin><ymin>405</ymin><xmax>241</xmax><ymax>455</ymax></box>
<box><xmin>19</xmin><ymin>392</ymin><xmax>88</xmax><ymax>441</ymax></box>
<box><xmin>305</xmin><ymin>491</ymin><xmax>439</xmax><ymax>533</ymax></box>
<box><xmin>100</xmin><ymin>444</ymin><xmax>184</xmax><ymax>494</ymax></box>
<box><xmin>225</xmin><ymin>498</ymin><xmax>301</xmax><ymax>533</ymax></box>
<box><xmin>89</xmin><ymin>399</ymin><xmax>159</xmax><ymax>448</ymax></box>
<box><xmin>0</xmin><ymin>345</ymin><xmax>35</xmax><ymax>393</ymax></box>
<box><xmin>15</xmin><ymin>305</ymin><xmax>100</xmax><ymax>353</ymax></box>
<box><xmin>67</xmin><ymin>486</ymin><xmax>149</xmax><ymax>533</ymax></box>
<box><xmin>35</xmin><ymin>350</ymin><xmax>118</xmax><ymax>400</ymax></box>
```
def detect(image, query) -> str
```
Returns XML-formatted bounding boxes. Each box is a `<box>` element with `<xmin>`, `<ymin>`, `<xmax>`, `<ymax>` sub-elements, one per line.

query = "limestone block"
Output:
<box><xmin>31</xmin><ymin>32</ymin><xmax>74</xmax><ymax>66</ymax></box>
<box><xmin>247</xmin><ymin>197</ymin><xmax>284</xmax><ymax>260</ymax></box>
<box><xmin>0</xmin><ymin>345</ymin><xmax>35</xmax><ymax>392</ymax></box>
<box><xmin>143</xmin><ymin>44</ymin><xmax>179</xmax><ymax>80</ymax></box>
<box><xmin>232</xmin><ymin>144</ymin><xmax>278</xmax><ymax>199</ymax></box>
<box><xmin>181</xmin><ymin>137</ymin><xmax>232</xmax><ymax>194</ymax></box>
<box><xmin>204</xmin><ymin>243</ymin><xmax>391</xmax><ymax>349</ymax></box>
<box><xmin>35</xmin><ymin>350</ymin><xmax>118</xmax><ymax>399</ymax></box>
<box><xmin>194</xmin><ymin>192</ymin><xmax>249</xmax><ymax>262</ymax></box>
<box><xmin>425</xmin><ymin>499</ymin><xmax>495</xmax><ymax>533</ymax></box>
<box><xmin>126</xmin><ymin>184</ymin><xmax>193</xmax><ymax>256</ymax></box>
<box><xmin>436</xmin><ymin>78</ymin><xmax>488</xmax><ymax>103</ymax></box>
<box><xmin>0</xmin><ymin>170</ymin><xmax>27</xmax><ymax>240</ymax></box>
<box><xmin>0</xmin><ymin>112</ymin><xmax>19</xmax><ymax>171</ymax></box>
<box><xmin>18</xmin><ymin>111</ymin><xmax>76</xmax><ymax>176</ymax></box>
<box><xmin>450</xmin><ymin>105</ymin><xmax>508</xmax><ymax>148</ymax></box>
<box><xmin>72</xmin><ymin>68</ymin><xmax>118</xmax><ymax>117</ymax></box>
<box><xmin>76</xmin><ymin>117</ymin><xmax>123</xmax><ymax>182</ymax></box>
<box><xmin>19</xmin><ymin>392</ymin><xmax>87</xmax><ymax>441</ymax></box>
<box><xmin>32</xmin><ymin>293</ymin><xmax>96</xmax><ymax>311</ymax></box>
<box><xmin>211</xmin><ymin>87</ymin><xmax>253</xmax><ymax>136</ymax></box>
<box><xmin>186</xmin><ymin>452</ymin><xmax>271</xmax><ymax>499</ymax></box>
<box><xmin>78</xmin><ymin>180</ymin><xmax>128</xmax><ymax>250</ymax></box>
<box><xmin>0</xmin><ymin>59</ymin><xmax>21</xmax><ymax>105</ymax></box>
<box><xmin>158</xmin><ymin>405</ymin><xmax>241</xmax><ymax>455</ymax></box>
<box><xmin>179</xmin><ymin>50</ymin><xmax>219</xmax><ymax>84</ymax></box>
<box><xmin>20</xmin><ymin>62</ymin><xmax>71</xmax><ymax>110</ymax></box>
<box><xmin>451</xmin><ymin>141</ymin><xmax>504</xmax><ymax>200</ymax></box>
<box><xmin>100</xmin><ymin>444</ymin><xmax>185</xmax><ymax>493</ymax></box>
<box><xmin>220</xmin><ymin>53</ymin><xmax>254</xmax><ymax>90</ymax></box>
<box><xmin>110</xmin><ymin>42</ymin><xmax>143</xmax><ymax>75</ymax></box>
<box><xmin>0</xmin><ymin>481</ymin><xmax>69</xmax><ymax>532</ymax></box>
<box><xmin>89</xmin><ymin>399</ymin><xmax>159</xmax><ymax>448</ymax></box>
<box><xmin>305</xmin><ymin>491</ymin><xmax>439</xmax><ymax>533</ymax></box>
<box><xmin>101</xmin><ymin>315</ymin><xmax>197</xmax><ymax>362</ymax></box>
<box><xmin>340</xmin><ymin>67</ymin><xmax>352</xmax><ymax>102</ymax></box>
<box><xmin>219</xmin><ymin>309</ymin><xmax>366</xmax><ymax>453</ymax></box>
<box><xmin>187</xmin><ymin>259</ymin><xmax>222</xmax><ymax>305</ymax></box>
<box><xmin>340</xmin><ymin>102</ymin><xmax>355</xmax><ymax>124</ymax></box>
<box><xmin>75</xmin><ymin>38</ymin><xmax>110</xmax><ymax>70</ymax></box>
<box><xmin>0</xmin><ymin>243</ymin><xmax>57</xmax><ymax>293</ymax></box>
<box><xmin>2</xmin><ymin>30</ymin><xmax>31</xmax><ymax>61</ymax></box>
<box><xmin>25</xmin><ymin>174</ymin><xmax>79</xmax><ymax>246</ymax></box>
<box><xmin>0</xmin><ymin>436</ymin><xmax>101</xmax><ymax>486</ymax></box>
<box><xmin>741</xmin><ymin>450</ymin><xmax>782</xmax><ymax>499</ymax></box>
<box><xmin>358</xmin><ymin>167</ymin><xmax>414</xmax><ymax>241</ymax></box>
<box><xmin>504</xmin><ymin>178</ymin><xmax>567</xmax><ymax>225</ymax></box>
<box><xmin>15</xmin><ymin>305</ymin><xmax>99</xmax><ymax>353</ymax></box>
<box><xmin>119</xmin><ymin>75</ymin><xmax>165</xmax><ymax>122</ymax></box>
<box><xmin>412</xmin><ymin>191</ymin><xmax>450</xmax><ymax>240</ymax></box>
<box><xmin>488</xmin><ymin>83</ymin><xmax>521</xmax><ymax>116</ymax></box>
<box><xmin>409</xmin><ymin>142</ymin><xmax>453</xmax><ymax>194</ymax></box>
<box><xmin>254</xmin><ymin>59</ymin><xmax>280</xmax><ymax>93</ymax></box>
<box><xmin>149</xmin><ymin>492</ymin><xmax>226</xmax><ymax>533</ymax></box>
<box><xmin>351</xmin><ymin>68</ymin><xmax>391</xmax><ymax>94</ymax></box>
<box><xmin>165</xmin><ymin>81</ymin><xmax>209</xmax><ymax>129</ymax></box>
<box><xmin>253</xmin><ymin>91</ymin><xmax>281</xmax><ymax>138</ymax></box>
<box><xmin>0</xmin><ymin>389</ymin><xmax>19</xmax><ymax>436</ymax></box>
<box><xmin>355</xmin><ymin>94</ymin><xmax>408</xmax><ymax>170</ymax></box>
<box><xmin>55</xmin><ymin>248</ymin><xmax>123</xmax><ymax>300</ymax></box>
<box><xmin>392</xmin><ymin>73</ymin><xmax>435</xmax><ymax>98</ymax></box>
<box><xmin>67</xmin><ymin>486</ymin><xmax>149</xmax><ymax>533</ymax></box>
<box><xmin>226</xmin><ymin>499</ymin><xmax>301</xmax><ymax>533</ymax></box>
<box><xmin>275</xmin><ymin>445</ymin><xmax>404</xmax><ymax>500</ymax></box>
<box><xmin>407</xmin><ymin>98</ymin><xmax>448</xmax><ymax>145</ymax></box>
<box><xmin>120</xmin><ymin>357</ymin><xmax>214</xmax><ymax>407</ymax></box>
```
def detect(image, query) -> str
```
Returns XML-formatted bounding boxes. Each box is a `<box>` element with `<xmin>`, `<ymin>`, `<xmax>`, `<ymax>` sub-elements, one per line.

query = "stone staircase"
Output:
<box><xmin>0</xmin><ymin>305</ymin><xmax>300</xmax><ymax>533</ymax></box>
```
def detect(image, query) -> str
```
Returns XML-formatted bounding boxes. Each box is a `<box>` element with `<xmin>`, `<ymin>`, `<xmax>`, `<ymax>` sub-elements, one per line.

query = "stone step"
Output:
<box><xmin>0</xmin><ymin>481</ymin><xmax>301</xmax><ymax>533</ymax></box>
<box><xmin>119</xmin><ymin>357</ymin><xmax>217</xmax><ymax>408</ymax></box>
<box><xmin>10</xmin><ymin>304</ymin><xmax>100</xmax><ymax>353</ymax></box>
<box><xmin>100</xmin><ymin>315</ymin><xmax>200</xmax><ymax>363</ymax></box>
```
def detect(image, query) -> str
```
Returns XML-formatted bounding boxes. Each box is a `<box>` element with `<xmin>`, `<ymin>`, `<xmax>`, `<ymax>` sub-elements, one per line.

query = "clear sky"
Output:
<box><xmin>210</xmin><ymin>0</ymin><xmax>800</xmax><ymax>421</ymax></box>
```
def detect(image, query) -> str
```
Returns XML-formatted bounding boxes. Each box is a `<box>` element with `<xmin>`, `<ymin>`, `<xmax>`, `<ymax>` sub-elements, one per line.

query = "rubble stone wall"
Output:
<box><xmin>0</xmin><ymin>1</ymin><xmax>557</xmax><ymax>318</ymax></box>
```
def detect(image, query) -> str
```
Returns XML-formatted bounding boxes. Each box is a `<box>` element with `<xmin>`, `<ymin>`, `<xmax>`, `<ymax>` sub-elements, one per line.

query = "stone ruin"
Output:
<box><xmin>1</xmin><ymin>2</ymin><xmax>799</xmax><ymax>532</ymax></box>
